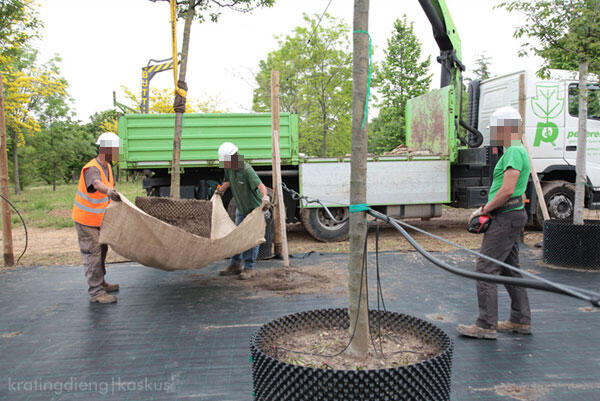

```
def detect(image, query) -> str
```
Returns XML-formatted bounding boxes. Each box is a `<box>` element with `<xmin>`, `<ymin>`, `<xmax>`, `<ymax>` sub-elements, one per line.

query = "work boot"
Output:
<box><xmin>219</xmin><ymin>261</ymin><xmax>244</xmax><ymax>276</ymax></box>
<box><xmin>102</xmin><ymin>281</ymin><xmax>119</xmax><ymax>293</ymax></box>
<box><xmin>497</xmin><ymin>320</ymin><xmax>532</xmax><ymax>335</ymax></box>
<box><xmin>90</xmin><ymin>293</ymin><xmax>117</xmax><ymax>304</ymax></box>
<box><xmin>457</xmin><ymin>324</ymin><xmax>497</xmax><ymax>340</ymax></box>
<box><xmin>238</xmin><ymin>268</ymin><xmax>256</xmax><ymax>280</ymax></box>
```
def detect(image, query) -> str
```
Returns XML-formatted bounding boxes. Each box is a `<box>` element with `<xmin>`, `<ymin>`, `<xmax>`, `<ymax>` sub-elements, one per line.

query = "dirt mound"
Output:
<box><xmin>247</xmin><ymin>264</ymin><xmax>344</xmax><ymax>295</ymax></box>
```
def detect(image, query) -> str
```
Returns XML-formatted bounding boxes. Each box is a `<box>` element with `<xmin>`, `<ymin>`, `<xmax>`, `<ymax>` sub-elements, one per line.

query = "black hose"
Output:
<box><xmin>367</xmin><ymin>209</ymin><xmax>600</xmax><ymax>307</ymax></box>
<box><xmin>0</xmin><ymin>193</ymin><xmax>28</xmax><ymax>265</ymax></box>
<box><xmin>391</xmin><ymin>216</ymin><xmax>600</xmax><ymax>299</ymax></box>
<box><xmin>459</xmin><ymin>119</ymin><xmax>484</xmax><ymax>148</ymax></box>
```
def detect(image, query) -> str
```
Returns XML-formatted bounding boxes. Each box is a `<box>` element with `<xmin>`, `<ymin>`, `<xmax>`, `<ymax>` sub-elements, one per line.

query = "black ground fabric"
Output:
<box><xmin>0</xmin><ymin>245</ymin><xmax>599</xmax><ymax>400</ymax></box>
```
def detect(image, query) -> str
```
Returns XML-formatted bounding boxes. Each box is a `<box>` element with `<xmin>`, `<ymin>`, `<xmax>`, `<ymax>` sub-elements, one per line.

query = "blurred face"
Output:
<box><xmin>220</xmin><ymin>153</ymin><xmax>244</xmax><ymax>170</ymax></box>
<box><xmin>100</xmin><ymin>147</ymin><xmax>119</xmax><ymax>163</ymax></box>
<box><xmin>490</xmin><ymin>119</ymin><xmax>521</xmax><ymax>147</ymax></box>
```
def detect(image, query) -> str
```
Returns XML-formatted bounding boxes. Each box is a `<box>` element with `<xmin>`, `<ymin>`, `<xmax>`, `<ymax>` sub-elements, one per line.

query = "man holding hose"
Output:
<box><xmin>458</xmin><ymin>107</ymin><xmax>532</xmax><ymax>339</ymax></box>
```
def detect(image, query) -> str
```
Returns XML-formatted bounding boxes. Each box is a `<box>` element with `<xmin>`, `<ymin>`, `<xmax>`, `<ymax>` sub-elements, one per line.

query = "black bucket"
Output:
<box><xmin>543</xmin><ymin>219</ymin><xmax>600</xmax><ymax>269</ymax></box>
<box><xmin>250</xmin><ymin>308</ymin><xmax>454</xmax><ymax>400</ymax></box>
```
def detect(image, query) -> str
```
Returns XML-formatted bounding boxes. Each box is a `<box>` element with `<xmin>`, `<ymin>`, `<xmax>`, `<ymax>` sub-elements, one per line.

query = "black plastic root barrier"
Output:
<box><xmin>250</xmin><ymin>308</ymin><xmax>454</xmax><ymax>401</ymax></box>
<box><xmin>544</xmin><ymin>219</ymin><xmax>600</xmax><ymax>269</ymax></box>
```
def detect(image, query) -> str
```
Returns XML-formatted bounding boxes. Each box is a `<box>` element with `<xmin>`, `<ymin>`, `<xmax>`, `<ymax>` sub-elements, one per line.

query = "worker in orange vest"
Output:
<box><xmin>72</xmin><ymin>132</ymin><xmax>122</xmax><ymax>304</ymax></box>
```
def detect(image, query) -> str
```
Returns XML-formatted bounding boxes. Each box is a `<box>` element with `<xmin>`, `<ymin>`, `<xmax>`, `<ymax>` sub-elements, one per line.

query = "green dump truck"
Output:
<box><xmin>118</xmin><ymin>111</ymin><xmax>457</xmax><ymax>242</ymax></box>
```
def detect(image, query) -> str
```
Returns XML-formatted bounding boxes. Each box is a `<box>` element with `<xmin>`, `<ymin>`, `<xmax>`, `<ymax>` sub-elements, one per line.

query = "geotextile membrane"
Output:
<box><xmin>99</xmin><ymin>195</ymin><xmax>265</xmax><ymax>271</ymax></box>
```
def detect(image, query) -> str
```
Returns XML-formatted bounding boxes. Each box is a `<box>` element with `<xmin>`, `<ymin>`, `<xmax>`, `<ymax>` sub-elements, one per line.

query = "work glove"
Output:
<box><xmin>261</xmin><ymin>196</ymin><xmax>271</xmax><ymax>211</ymax></box>
<box><xmin>469</xmin><ymin>206</ymin><xmax>484</xmax><ymax>221</ymax></box>
<box><xmin>107</xmin><ymin>189</ymin><xmax>121</xmax><ymax>202</ymax></box>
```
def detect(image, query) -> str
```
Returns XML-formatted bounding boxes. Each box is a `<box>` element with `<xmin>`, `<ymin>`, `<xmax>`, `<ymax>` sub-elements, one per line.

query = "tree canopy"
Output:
<box><xmin>498</xmin><ymin>0</ymin><xmax>600</xmax><ymax>76</ymax></box>
<box><xmin>253</xmin><ymin>13</ymin><xmax>353</xmax><ymax>157</ymax></box>
<box><xmin>369</xmin><ymin>15</ymin><xmax>431</xmax><ymax>154</ymax></box>
<box><xmin>498</xmin><ymin>0</ymin><xmax>600</xmax><ymax>225</ymax></box>
<box><xmin>472</xmin><ymin>53</ymin><xmax>492</xmax><ymax>81</ymax></box>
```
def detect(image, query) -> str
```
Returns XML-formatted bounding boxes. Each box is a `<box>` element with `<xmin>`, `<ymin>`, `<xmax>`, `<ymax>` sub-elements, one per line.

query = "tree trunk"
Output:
<box><xmin>0</xmin><ymin>74</ymin><xmax>14</xmax><ymax>266</ymax></box>
<box><xmin>321</xmin><ymin>119</ymin><xmax>328</xmax><ymax>157</ymax></box>
<box><xmin>170</xmin><ymin>3</ymin><xmax>195</xmax><ymax>199</ymax></box>
<box><xmin>573</xmin><ymin>60</ymin><xmax>588</xmax><ymax>225</ymax></box>
<box><xmin>347</xmin><ymin>0</ymin><xmax>370</xmax><ymax>358</ymax></box>
<box><xmin>11</xmin><ymin>130</ymin><xmax>20</xmax><ymax>194</ymax></box>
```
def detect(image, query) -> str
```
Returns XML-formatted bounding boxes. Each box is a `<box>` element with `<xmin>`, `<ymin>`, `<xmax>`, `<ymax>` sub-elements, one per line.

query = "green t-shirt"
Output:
<box><xmin>488</xmin><ymin>144</ymin><xmax>530</xmax><ymax>211</ymax></box>
<box><xmin>224</xmin><ymin>162</ymin><xmax>263</xmax><ymax>215</ymax></box>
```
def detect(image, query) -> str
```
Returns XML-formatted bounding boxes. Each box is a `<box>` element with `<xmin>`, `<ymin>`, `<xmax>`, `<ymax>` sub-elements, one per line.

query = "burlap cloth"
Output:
<box><xmin>99</xmin><ymin>194</ymin><xmax>265</xmax><ymax>271</ymax></box>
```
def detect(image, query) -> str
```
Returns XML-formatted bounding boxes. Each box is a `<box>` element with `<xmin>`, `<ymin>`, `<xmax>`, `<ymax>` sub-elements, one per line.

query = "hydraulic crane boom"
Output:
<box><xmin>418</xmin><ymin>0</ymin><xmax>464</xmax><ymax>87</ymax></box>
<box><xmin>418</xmin><ymin>0</ymin><xmax>482</xmax><ymax>148</ymax></box>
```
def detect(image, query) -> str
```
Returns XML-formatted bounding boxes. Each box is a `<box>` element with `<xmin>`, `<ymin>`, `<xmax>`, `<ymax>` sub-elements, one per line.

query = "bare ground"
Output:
<box><xmin>1</xmin><ymin>207</ymin><xmax>551</xmax><ymax>269</ymax></box>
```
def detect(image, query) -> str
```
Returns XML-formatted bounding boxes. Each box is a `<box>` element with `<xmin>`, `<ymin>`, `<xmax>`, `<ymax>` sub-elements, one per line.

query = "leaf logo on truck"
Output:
<box><xmin>531</xmin><ymin>84</ymin><xmax>563</xmax><ymax>146</ymax></box>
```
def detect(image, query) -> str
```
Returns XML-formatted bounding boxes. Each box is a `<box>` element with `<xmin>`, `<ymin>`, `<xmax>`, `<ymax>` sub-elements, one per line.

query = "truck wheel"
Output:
<box><xmin>300</xmin><ymin>207</ymin><xmax>349</xmax><ymax>242</ymax></box>
<box><xmin>534</xmin><ymin>180</ymin><xmax>576</xmax><ymax>228</ymax></box>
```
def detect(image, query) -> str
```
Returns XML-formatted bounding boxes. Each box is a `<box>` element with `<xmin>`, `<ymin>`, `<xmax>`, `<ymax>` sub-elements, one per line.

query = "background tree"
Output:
<box><xmin>30</xmin><ymin>121</ymin><xmax>94</xmax><ymax>189</ymax></box>
<box><xmin>472</xmin><ymin>52</ymin><xmax>492</xmax><ymax>80</ymax></box>
<box><xmin>253</xmin><ymin>14</ymin><xmax>353</xmax><ymax>157</ymax></box>
<box><xmin>369</xmin><ymin>15</ymin><xmax>431</xmax><ymax>154</ymax></box>
<box><xmin>0</xmin><ymin>0</ymin><xmax>40</xmax><ymax>67</ymax></box>
<box><xmin>121</xmin><ymin>86</ymin><xmax>224</xmax><ymax>114</ymax></box>
<box><xmin>2</xmin><ymin>52</ymin><xmax>68</xmax><ymax>193</ymax></box>
<box><xmin>499</xmin><ymin>0</ymin><xmax>600</xmax><ymax>225</ymax></box>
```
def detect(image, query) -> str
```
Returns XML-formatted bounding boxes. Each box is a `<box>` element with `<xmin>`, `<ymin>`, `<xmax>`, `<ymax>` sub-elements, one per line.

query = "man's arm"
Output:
<box><xmin>216</xmin><ymin>181</ymin><xmax>230</xmax><ymax>195</ymax></box>
<box><xmin>483</xmin><ymin>168</ymin><xmax>520</xmax><ymax>214</ymax></box>
<box><xmin>92</xmin><ymin>179</ymin><xmax>111</xmax><ymax>195</ymax></box>
<box><xmin>92</xmin><ymin>180</ymin><xmax>120</xmax><ymax>201</ymax></box>
<box><xmin>257</xmin><ymin>183</ymin><xmax>268</xmax><ymax>198</ymax></box>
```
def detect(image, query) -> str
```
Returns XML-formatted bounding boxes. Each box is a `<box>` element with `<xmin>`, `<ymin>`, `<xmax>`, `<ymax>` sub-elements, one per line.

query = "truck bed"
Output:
<box><xmin>118</xmin><ymin>112</ymin><xmax>299</xmax><ymax>170</ymax></box>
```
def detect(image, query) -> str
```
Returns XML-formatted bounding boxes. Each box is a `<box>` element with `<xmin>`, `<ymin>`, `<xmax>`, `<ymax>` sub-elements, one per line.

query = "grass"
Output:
<box><xmin>0</xmin><ymin>180</ymin><xmax>147</xmax><ymax>230</ymax></box>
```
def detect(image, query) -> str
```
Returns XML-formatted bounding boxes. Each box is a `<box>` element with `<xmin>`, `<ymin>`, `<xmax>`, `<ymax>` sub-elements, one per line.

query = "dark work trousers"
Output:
<box><xmin>475</xmin><ymin>209</ymin><xmax>531</xmax><ymax>329</ymax></box>
<box><xmin>75</xmin><ymin>223</ymin><xmax>108</xmax><ymax>297</ymax></box>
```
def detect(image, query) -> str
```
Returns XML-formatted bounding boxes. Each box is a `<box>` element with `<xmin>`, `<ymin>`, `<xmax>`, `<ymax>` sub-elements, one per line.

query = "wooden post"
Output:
<box><xmin>270</xmin><ymin>71</ymin><xmax>289</xmax><ymax>267</ymax></box>
<box><xmin>0</xmin><ymin>74</ymin><xmax>14</xmax><ymax>266</ymax></box>
<box><xmin>519</xmin><ymin>74</ymin><xmax>550</xmax><ymax>221</ymax></box>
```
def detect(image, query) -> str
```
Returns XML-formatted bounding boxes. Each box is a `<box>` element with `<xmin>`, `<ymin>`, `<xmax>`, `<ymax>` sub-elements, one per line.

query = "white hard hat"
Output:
<box><xmin>490</xmin><ymin>106</ymin><xmax>522</xmax><ymax>127</ymax></box>
<box><xmin>218</xmin><ymin>142</ymin><xmax>238</xmax><ymax>161</ymax></box>
<box><xmin>96</xmin><ymin>132</ymin><xmax>120</xmax><ymax>148</ymax></box>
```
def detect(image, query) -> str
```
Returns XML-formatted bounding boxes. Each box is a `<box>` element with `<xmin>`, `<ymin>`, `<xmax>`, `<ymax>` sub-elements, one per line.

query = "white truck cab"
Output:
<box><xmin>472</xmin><ymin>70</ymin><xmax>600</xmax><ymax>224</ymax></box>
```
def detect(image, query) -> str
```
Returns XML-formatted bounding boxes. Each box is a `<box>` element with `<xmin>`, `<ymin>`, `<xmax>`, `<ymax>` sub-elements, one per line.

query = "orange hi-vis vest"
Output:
<box><xmin>72</xmin><ymin>158</ymin><xmax>114</xmax><ymax>227</ymax></box>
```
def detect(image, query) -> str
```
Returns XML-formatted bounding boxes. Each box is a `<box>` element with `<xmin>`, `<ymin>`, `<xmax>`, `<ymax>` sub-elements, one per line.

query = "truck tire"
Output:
<box><xmin>300</xmin><ymin>207</ymin><xmax>349</xmax><ymax>242</ymax></box>
<box><xmin>534</xmin><ymin>180</ymin><xmax>576</xmax><ymax>228</ymax></box>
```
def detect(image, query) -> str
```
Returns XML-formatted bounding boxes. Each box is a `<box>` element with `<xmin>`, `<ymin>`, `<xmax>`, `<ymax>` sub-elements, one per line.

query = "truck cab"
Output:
<box><xmin>471</xmin><ymin>70</ymin><xmax>600</xmax><ymax>225</ymax></box>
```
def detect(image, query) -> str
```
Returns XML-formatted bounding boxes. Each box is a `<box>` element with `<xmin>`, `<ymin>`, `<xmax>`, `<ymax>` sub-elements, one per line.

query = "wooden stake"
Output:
<box><xmin>0</xmin><ymin>74</ymin><xmax>14</xmax><ymax>266</ymax></box>
<box><xmin>270</xmin><ymin>71</ymin><xmax>289</xmax><ymax>267</ymax></box>
<box><xmin>519</xmin><ymin>74</ymin><xmax>550</xmax><ymax>221</ymax></box>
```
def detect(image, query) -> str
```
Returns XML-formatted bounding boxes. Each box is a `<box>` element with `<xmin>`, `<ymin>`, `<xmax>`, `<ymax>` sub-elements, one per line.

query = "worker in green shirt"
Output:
<box><xmin>458</xmin><ymin>106</ymin><xmax>532</xmax><ymax>340</ymax></box>
<box><xmin>215</xmin><ymin>142</ymin><xmax>270</xmax><ymax>280</ymax></box>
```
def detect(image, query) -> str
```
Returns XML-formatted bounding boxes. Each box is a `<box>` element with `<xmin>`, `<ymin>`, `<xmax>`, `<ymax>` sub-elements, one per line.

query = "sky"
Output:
<box><xmin>36</xmin><ymin>0</ymin><xmax>543</xmax><ymax>122</ymax></box>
